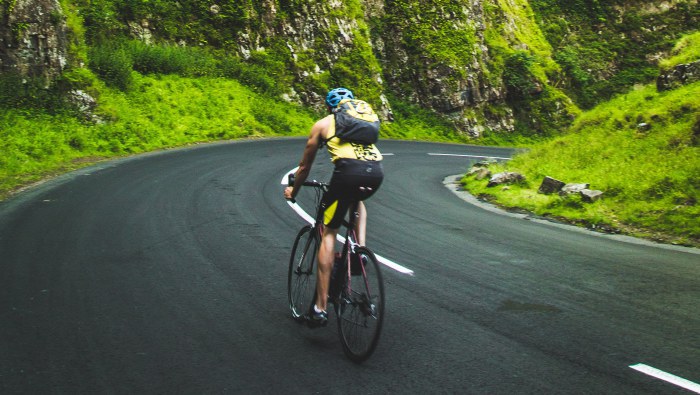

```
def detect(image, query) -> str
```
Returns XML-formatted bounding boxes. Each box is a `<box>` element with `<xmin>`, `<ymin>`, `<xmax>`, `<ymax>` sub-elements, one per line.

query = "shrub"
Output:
<box><xmin>0</xmin><ymin>72</ymin><xmax>65</xmax><ymax>110</ymax></box>
<box><xmin>660</xmin><ymin>31</ymin><xmax>700</xmax><ymax>71</ymax></box>
<box><xmin>503</xmin><ymin>51</ymin><xmax>539</xmax><ymax>100</ymax></box>
<box><xmin>88</xmin><ymin>43</ymin><xmax>133</xmax><ymax>90</ymax></box>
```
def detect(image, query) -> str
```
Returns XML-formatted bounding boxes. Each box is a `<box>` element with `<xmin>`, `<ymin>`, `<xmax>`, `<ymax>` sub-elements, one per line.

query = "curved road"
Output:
<box><xmin>1</xmin><ymin>139</ymin><xmax>698</xmax><ymax>393</ymax></box>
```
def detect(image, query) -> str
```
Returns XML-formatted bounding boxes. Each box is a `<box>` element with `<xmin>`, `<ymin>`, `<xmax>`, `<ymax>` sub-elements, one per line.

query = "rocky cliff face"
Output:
<box><xmin>232</xmin><ymin>0</ymin><xmax>389</xmax><ymax>117</ymax></box>
<box><xmin>228</xmin><ymin>0</ymin><xmax>532</xmax><ymax>136</ymax></box>
<box><xmin>372</xmin><ymin>0</ymin><xmax>513</xmax><ymax>135</ymax></box>
<box><xmin>2</xmin><ymin>0</ymin><xmax>697</xmax><ymax>137</ymax></box>
<box><xmin>0</xmin><ymin>0</ymin><xmax>67</xmax><ymax>85</ymax></box>
<box><xmin>657</xmin><ymin>60</ymin><xmax>700</xmax><ymax>91</ymax></box>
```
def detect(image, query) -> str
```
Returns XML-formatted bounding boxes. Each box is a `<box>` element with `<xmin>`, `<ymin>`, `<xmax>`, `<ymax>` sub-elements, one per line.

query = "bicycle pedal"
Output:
<box><xmin>306</xmin><ymin>309</ymin><xmax>328</xmax><ymax>328</ymax></box>
<box><xmin>360</xmin><ymin>303</ymin><xmax>374</xmax><ymax>316</ymax></box>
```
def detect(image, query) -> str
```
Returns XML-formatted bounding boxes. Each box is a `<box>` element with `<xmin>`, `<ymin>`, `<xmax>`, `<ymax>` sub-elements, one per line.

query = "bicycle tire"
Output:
<box><xmin>288</xmin><ymin>225</ymin><xmax>319</xmax><ymax>321</ymax></box>
<box><xmin>337</xmin><ymin>246</ymin><xmax>385</xmax><ymax>362</ymax></box>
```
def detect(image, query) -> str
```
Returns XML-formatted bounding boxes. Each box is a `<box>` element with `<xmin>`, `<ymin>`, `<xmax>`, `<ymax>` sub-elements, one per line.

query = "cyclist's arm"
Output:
<box><xmin>286</xmin><ymin>116</ymin><xmax>329</xmax><ymax>199</ymax></box>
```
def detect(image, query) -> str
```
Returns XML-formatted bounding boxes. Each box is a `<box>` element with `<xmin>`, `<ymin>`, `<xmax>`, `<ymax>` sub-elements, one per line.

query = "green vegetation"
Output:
<box><xmin>69</xmin><ymin>0</ymin><xmax>384</xmax><ymax>103</ymax></box>
<box><xmin>0</xmin><ymin>74</ymin><xmax>315</xmax><ymax>197</ymax></box>
<box><xmin>463</xmin><ymin>78</ymin><xmax>700</xmax><ymax>245</ymax></box>
<box><xmin>383</xmin><ymin>1</ymin><xmax>478</xmax><ymax>74</ymax></box>
<box><xmin>59</xmin><ymin>0</ymin><xmax>89</xmax><ymax>67</ymax></box>
<box><xmin>85</xmin><ymin>39</ymin><xmax>297</xmax><ymax>96</ymax></box>
<box><xmin>2</xmin><ymin>0</ymin><xmax>699</xmax><ymax>248</ymax></box>
<box><xmin>482</xmin><ymin>0</ymin><xmax>580</xmax><ymax>136</ymax></box>
<box><xmin>0</xmin><ymin>68</ymin><xmax>460</xmax><ymax>199</ymax></box>
<box><xmin>660</xmin><ymin>31</ymin><xmax>700</xmax><ymax>71</ymax></box>
<box><xmin>382</xmin><ymin>95</ymin><xmax>469</xmax><ymax>142</ymax></box>
<box><xmin>379</xmin><ymin>0</ymin><xmax>480</xmax><ymax>99</ymax></box>
<box><xmin>529</xmin><ymin>0</ymin><xmax>700</xmax><ymax>108</ymax></box>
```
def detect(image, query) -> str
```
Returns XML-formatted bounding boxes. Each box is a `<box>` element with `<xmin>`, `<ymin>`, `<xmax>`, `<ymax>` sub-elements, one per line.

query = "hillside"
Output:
<box><xmin>462</xmin><ymin>32</ymin><xmax>700</xmax><ymax>246</ymax></box>
<box><xmin>1</xmin><ymin>1</ymin><xmax>699</xmax><ymax>245</ymax></box>
<box><xmin>0</xmin><ymin>70</ymin><xmax>463</xmax><ymax>199</ymax></box>
<box><xmin>3</xmin><ymin>0</ymin><xmax>697</xmax><ymax>135</ymax></box>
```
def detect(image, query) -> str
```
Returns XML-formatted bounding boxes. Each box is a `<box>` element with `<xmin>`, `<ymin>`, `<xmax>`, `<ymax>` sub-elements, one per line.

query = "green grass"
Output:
<box><xmin>0</xmin><ymin>69</ymin><xmax>469</xmax><ymax>199</ymax></box>
<box><xmin>3</xmin><ymin>7</ymin><xmax>699</xmax><ymax>249</ymax></box>
<box><xmin>529</xmin><ymin>0</ymin><xmax>699</xmax><ymax>109</ymax></box>
<box><xmin>0</xmin><ymin>73</ymin><xmax>317</xmax><ymax>198</ymax></box>
<box><xmin>660</xmin><ymin>31</ymin><xmax>700</xmax><ymax>71</ymax></box>
<box><xmin>462</xmin><ymin>81</ymin><xmax>700</xmax><ymax>246</ymax></box>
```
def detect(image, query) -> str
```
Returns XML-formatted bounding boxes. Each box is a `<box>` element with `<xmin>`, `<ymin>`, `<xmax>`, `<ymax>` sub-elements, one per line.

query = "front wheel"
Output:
<box><xmin>337</xmin><ymin>246</ymin><xmax>385</xmax><ymax>362</ymax></box>
<box><xmin>288</xmin><ymin>225</ymin><xmax>319</xmax><ymax>321</ymax></box>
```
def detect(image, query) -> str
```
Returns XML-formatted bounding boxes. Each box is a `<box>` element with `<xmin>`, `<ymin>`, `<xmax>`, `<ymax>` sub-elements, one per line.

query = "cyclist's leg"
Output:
<box><xmin>355</xmin><ymin>201</ymin><xmax>367</xmax><ymax>246</ymax></box>
<box><xmin>315</xmin><ymin>225</ymin><xmax>338</xmax><ymax>312</ymax></box>
<box><xmin>315</xmin><ymin>174</ymin><xmax>351</xmax><ymax>313</ymax></box>
<box><xmin>317</xmin><ymin>159</ymin><xmax>382</xmax><ymax>309</ymax></box>
<box><xmin>352</xmin><ymin>175</ymin><xmax>383</xmax><ymax>246</ymax></box>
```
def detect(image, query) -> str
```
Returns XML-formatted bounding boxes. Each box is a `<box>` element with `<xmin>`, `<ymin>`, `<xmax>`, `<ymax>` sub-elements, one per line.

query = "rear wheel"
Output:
<box><xmin>337</xmin><ymin>246</ymin><xmax>385</xmax><ymax>362</ymax></box>
<box><xmin>288</xmin><ymin>225</ymin><xmax>318</xmax><ymax>321</ymax></box>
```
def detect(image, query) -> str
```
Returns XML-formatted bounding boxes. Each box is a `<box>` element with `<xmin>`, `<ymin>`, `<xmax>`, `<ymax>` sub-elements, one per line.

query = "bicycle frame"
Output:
<box><xmin>287</xmin><ymin>175</ymin><xmax>385</xmax><ymax>362</ymax></box>
<box><xmin>293</xmin><ymin>178</ymin><xmax>370</xmax><ymax>304</ymax></box>
<box><xmin>336</xmin><ymin>205</ymin><xmax>372</xmax><ymax>304</ymax></box>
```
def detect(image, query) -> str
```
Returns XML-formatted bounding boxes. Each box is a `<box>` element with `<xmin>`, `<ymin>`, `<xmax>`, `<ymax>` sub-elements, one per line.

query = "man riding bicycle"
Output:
<box><xmin>284</xmin><ymin>87</ymin><xmax>384</xmax><ymax>327</ymax></box>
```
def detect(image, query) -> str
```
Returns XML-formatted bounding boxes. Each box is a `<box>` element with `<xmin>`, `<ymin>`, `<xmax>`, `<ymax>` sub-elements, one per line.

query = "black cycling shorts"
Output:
<box><xmin>319</xmin><ymin>159</ymin><xmax>384</xmax><ymax>229</ymax></box>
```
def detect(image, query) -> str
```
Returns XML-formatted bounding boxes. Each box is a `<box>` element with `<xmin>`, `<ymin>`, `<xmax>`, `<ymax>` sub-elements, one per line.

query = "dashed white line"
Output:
<box><xmin>630</xmin><ymin>364</ymin><xmax>700</xmax><ymax>393</ymax></box>
<box><xmin>281</xmin><ymin>168</ymin><xmax>414</xmax><ymax>276</ymax></box>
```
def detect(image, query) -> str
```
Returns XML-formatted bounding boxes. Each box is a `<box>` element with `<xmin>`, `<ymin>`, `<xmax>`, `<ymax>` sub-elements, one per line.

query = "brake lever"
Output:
<box><xmin>287</xmin><ymin>173</ymin><xmax>296</xmax><ymax>203</ymax></box>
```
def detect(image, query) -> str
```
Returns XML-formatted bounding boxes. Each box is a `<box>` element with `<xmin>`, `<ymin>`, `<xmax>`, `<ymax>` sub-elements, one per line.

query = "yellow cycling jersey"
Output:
<box><xmin>323</xmin><ymin>115</ymin><xmax>383</xmax><ymax>163</ymax></box>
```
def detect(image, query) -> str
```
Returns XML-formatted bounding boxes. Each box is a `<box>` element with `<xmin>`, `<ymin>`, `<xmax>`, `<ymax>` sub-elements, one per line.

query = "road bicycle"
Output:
<box><xmin>286</xmin><ymin>176</ymin><xmax>385</xmax><ymax>363</ymax></box>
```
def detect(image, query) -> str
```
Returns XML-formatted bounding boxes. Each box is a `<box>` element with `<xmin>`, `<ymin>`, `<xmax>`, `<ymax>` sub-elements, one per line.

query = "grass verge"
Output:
<box><xmin>0</xmin><ymin>73</ymin><xmax>316</xmax><ymax>200</ymax></box>
<box><xmin>0</xmin><ymin>71</ymin><xmax>471</xmax><ymax>200</ymax></box>
<box><xmin>462</xmin><ymin>81</ymin><xmax>700</xmax><ymax>247</ymax></box>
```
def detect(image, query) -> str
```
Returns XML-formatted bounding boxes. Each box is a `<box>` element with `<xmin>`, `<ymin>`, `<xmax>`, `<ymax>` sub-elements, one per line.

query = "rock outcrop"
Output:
<box><xmin>537</xmin><ymin>178</ymin><xmax>604</xmax><ymax>202</ymax></box>
<box><xmin>231</xmin><ymin>1</ymin><xmax>392</xmax><ymax>117</ymax></box>
<box><xmin>487</xmin><ymin>171</ymin><xmax>525</xmax><ymax>187</ymax></box>
<box><xmin>0</xmin><ymin>0</ymin><xmax>67</xmax><ymax>85</ymax></box>
<box><xmin>2</xmin><ymin>0</ymin><xmax>694</xmax><ymax>140</ymax></box>
<box><xmin>538</xmin><ymin>176</ymin><xmax>565</xmax><ymax>194</ymax></box>
<box><xmin>0</xmin><ymin>0</ymin><xmax>550</xmax><ymax>136</ymax></box>
<box><xmin>657</xmin><ymin>60</ymin><xmax>700</xmax><ymax>91</ymax></box>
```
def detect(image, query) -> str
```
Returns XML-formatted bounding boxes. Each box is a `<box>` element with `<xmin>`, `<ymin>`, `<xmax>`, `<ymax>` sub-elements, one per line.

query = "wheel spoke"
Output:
<box><xmin>287</xmin><ymin>226</ymin><xmax>318</xmax><ymax>320</ymax></box>
<box><xmin>337</xmin><ymin>247</ymin><xmax>384</xmax><ymax>362</ymax></box>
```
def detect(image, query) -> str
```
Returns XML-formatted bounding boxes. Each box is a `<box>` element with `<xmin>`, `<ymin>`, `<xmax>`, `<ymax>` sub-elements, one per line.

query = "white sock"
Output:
<box><xmin>314</xmin><ymin>304</ymin><xmax>325</xmax><ymax>313</ymax></box>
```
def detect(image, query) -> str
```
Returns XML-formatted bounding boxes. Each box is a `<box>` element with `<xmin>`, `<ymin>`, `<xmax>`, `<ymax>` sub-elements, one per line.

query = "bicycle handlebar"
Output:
<box><xmin>287</xmin><ymin>173</ymin><xmax>327</xmax><ymax>203</ymax></box>
<box><xmin>286</xmin><ymin>173</ymin><xmax>355</xmax><ymax>229</ymax></box>
<box><xmin>288</xmin><ymin>173</ymin><xmax>328</xmax><ymax>188</ymax></box>
<box><xmin>302</xmin><ymin>180</ymin><xmax>327</xmax><ymax>188</ymax></box>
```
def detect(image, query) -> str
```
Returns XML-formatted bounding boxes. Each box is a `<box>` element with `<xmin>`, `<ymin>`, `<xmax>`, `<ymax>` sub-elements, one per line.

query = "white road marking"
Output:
<box><xmin>630</xmin><ymin>364</ymin><xmax>700</xmax><ymax>393</ymax></box>
<box><xmin>281</xmin><ymin>168</ymin><xmax>414</xmax><ymax>276</ymax></box>
<box><xmin>428</xmin><ymin>153</ymin><xmax>512</xmax><ymax>160</ymax></box>
<box><xmin>373</xmin><ymin>254</ymin><xmax>415</xmax><ymax>275</ymax></box>
<box><xmin>286</xmin><ymin>200</ymin><xmax>315</xmax><ymax>224</ymax></box>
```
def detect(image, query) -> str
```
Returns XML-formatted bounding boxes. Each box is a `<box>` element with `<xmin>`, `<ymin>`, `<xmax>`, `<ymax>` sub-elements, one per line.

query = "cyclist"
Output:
<box><xmin>284</xmin><ymin>87</ymin><xmax>384</xmax><ymax>327</ymax></box>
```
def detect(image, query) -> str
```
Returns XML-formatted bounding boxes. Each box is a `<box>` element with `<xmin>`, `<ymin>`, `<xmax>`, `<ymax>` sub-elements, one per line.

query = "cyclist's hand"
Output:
<box><xmin>284</xmin><ymin>186</ymin><xmax>294</xmax><ymax>200</ymax></box>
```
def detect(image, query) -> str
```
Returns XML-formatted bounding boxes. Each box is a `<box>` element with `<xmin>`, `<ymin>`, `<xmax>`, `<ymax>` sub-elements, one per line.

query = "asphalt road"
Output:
<box><xmin>1</xmin><ymin>138</ymin><xmax>698</xmax><ymax>394</ymax></box>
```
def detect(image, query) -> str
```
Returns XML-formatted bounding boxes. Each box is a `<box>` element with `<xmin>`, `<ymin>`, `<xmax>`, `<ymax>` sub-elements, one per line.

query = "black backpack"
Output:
<box><xmin>328</xmin><ymin>99</ymin><xmax>380</xmax><ymax>145</ymax></box>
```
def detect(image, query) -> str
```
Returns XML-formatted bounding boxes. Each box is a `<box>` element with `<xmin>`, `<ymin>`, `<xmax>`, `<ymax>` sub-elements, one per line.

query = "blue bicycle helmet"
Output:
<box><xmin>325</xmin><ymin>87</ymin><xmax>354</xmax><ymax>107</ymax></box>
